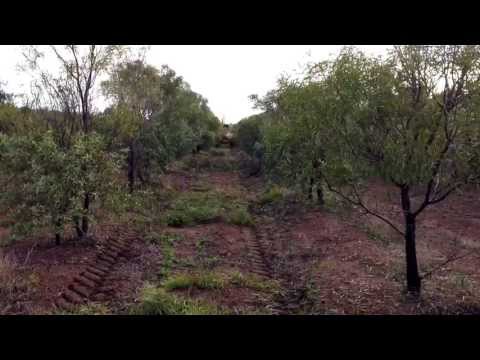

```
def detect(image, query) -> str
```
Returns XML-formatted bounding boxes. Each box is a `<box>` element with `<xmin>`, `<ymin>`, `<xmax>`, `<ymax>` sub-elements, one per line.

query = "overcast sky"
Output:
<box><xmin>0</xmin><ymin>45</ymin><xmax>391</xmax><ymax>124</ymax></box>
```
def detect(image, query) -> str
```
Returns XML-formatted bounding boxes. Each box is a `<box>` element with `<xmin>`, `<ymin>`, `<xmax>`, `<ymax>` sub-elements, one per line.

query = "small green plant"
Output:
<box><xmin>163</xmin><ymin>272</ymin><xmax>225</xmax><ymax>291</ymax></box>
<box><xmin>130</xmin><ymin>284</ymin><xmax>225</xmax><ymax>315</ymax></box>
<box><xmin>145</xmin><ymin>231</ymin><xmax>184</xmax><ymax>278</ymax></box>
<box><xmin>259</xmin><ymin>185</ymin><xmax>285</xmax><ymax>205</ymax></box>
<box><xmin>227</xmin><ymin>207</ymin><xmax>253</xmax><ymax>226</ymax></box>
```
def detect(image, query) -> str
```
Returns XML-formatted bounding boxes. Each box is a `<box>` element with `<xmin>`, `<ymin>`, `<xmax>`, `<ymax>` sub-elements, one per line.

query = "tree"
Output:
<box><xmin>0</xmin><ymin>82</ymin><xmax>12</xmax><ymax>105</ymax></box>
<box><xmin>316</xmin><ymin>46</ymin><xmax>480</xmax><ymax>295</ymax></box>
<box><xmin>0</xmin><ymin>131</ymin><xmax>121</xmax><ymax>245</ymax></box>
<box><xmin>255</xmin><ymin>45</ymin><xmax>480</xmax><ymax>295</ymax></box>
<box><xmin>22</xmin><ymin>45</ymin><xmax>126</xmax><ymax>239</ymax></box>
<box><xmin>101</xmin><ymin>59</ymin><xmax>162</xmax><ymax>192</ymax></box>
<box><xmin>102</xmin><ymin>61</ymin><xmax>220</xmax><ymax>190</ymax></box>
<box><xmin>249</xmin><ymin>78</ymin><xmax>328</xmax><ymax>203</ymax></box>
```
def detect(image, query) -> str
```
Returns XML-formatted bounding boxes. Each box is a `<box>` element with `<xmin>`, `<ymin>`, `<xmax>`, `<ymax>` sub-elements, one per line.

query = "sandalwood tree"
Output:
<box><xmin>22</xmin><ymin>45</ymin><xmax>126</xmax><ymax>239</ymax></box>
<box><xmin>101</xmin><ymin>61</ymin><xmax>221</xmax><ymax>190</ymax></box>
<box><xmin>316</xmin><ymin>46</ymin><xmax>480</xmax><ymax>294</ymax></box>
<box><xmin>250</xmin><ymin>78</ymin><xmax>329</xmax><ymax>203</ymax></box>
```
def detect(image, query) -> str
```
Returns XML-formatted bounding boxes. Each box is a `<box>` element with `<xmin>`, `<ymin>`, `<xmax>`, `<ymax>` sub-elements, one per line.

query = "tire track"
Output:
<box><xmin>55</xmin><ymin>227</ymin><xmax>138</xmax><ymax>311</ymax></box>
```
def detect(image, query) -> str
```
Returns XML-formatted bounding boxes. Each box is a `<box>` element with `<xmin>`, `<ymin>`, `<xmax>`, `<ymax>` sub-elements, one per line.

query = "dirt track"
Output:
<box><xmin>3</xmin><ymin>148</ymin><xmax>480</xmax><ymax>314</ymax></box>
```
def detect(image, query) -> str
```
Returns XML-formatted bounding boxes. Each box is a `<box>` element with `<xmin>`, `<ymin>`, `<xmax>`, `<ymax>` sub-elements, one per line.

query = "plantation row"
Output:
<box><xmin>234</xmin><ymin>45</ymin><xmax>480</xmax><ymax>294</ymax></box>
<box><xmin>0</xmin><ymin>46</ymin><xmax>222</xmax><ymax>246</ymax></box>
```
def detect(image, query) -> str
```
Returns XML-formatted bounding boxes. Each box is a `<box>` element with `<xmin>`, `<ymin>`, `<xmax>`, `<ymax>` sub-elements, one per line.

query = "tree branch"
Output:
<box><xmin>324</xmin><ymin>177</ymin><xmax>405</xmax><ymax>236</ymax></box>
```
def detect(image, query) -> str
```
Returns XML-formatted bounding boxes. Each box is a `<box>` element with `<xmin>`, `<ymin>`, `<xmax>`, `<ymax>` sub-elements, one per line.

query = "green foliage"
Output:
<box><xmin>0</xmin><ymin>131</ymin><xmax>123</xmax><ymax>241</ymax></box>
<box><xmin>229</xmin><ymin>271</ymin><xmax>280</xmax><ymax>292</ymax></box>
<box><xmin>101</xmin><ymin>61</ymin><xmax>221</xmax><ymax>184</ymax></box>
<box><xmin>226</xmin><ymin>207</ymin><xmax>253</xmax><ymax>226</ymax></box>
<box><xmin>145</xmin><ymin>231</ymin><xmax>183</xmax><ymax>277</ymax></box>
<box><xmin>163</xmin><ymin>272</ymin><xmax>225</xmax><ymax>291</ymax></box>
<box><xmin>130</xmin><ymin>284</ymin><xmax>225</xmax><ymax>315</ymax></box>
<box><xmin>259</xmin><ymin>185</ymin><xmax>286</xmax><ymax>205</ymax></box>
<box><xmin>164</xmin><ymin>190</ymin><xmax>251</xmax><ymax>227</ymax></box>
<box><xmin>234</xmin><ymin>114</ymin><xmax>265</xmax><ymax>157</ymax></box>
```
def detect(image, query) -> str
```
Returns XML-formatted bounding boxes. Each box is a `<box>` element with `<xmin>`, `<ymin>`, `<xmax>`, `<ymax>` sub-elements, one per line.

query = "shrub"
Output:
<box><xmin>234</xmin><ymin>115</ymin><xmax>264</xmax><ymax>156</ymax></box>
<box><xmin>0</xmin><ymin>131</ymin><xmax>123</xmax><ymax>243</ymax></box>
<box><xmin>227</xmin><ymin>207</ymin><xmax>253</xmax><ymax>226</ymax></box>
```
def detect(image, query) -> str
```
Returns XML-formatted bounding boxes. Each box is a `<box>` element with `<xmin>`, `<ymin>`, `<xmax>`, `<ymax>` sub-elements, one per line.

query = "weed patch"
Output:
<box><xmin>163</xmin><ymin>272</ymin><xmax>225</xmax><ymax>291</ymax></box>
<box><xmin>130</xmin><ymin>284</ymin><xmax>226</xmax><ymax>315</ymax></box>
<box><xmin>165</xmin><ymin>190</ymin><xmax>252</xmax><ymax>227</ymax></box>
<box><xmin>229</xmin><ymin>271</ymin><xmax>280</xmax><ymax>292</ymax></box>
<box><xmin>259</xmin><ymin>185</ymin><xmax>286</xmax><ymax>205</ymax></box>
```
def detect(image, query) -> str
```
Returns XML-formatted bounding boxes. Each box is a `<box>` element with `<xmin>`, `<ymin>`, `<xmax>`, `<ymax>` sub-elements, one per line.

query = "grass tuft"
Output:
<box><xmin>130</xmin><ymin>284</ymin><xmax>225</xmax><ymax>315</ymax></box>
<box><xmin>163</xmin><ymin>272</ymin><xmax>225</xmax><ymax>291</ymax></box>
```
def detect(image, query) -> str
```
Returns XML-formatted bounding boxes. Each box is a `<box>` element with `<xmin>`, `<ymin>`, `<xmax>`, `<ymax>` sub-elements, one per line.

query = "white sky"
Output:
<box><xmin>0</xmin><ymin>45</ymin><xmax>391</xmax><ymax>124</ymax></box>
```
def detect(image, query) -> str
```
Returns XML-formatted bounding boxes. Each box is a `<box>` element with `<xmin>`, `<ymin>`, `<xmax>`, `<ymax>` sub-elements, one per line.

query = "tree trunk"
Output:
<box><xmin>401</xmin><ymin>186</ymin><xmax>421</xmax><ymax>294</ymax></box>
<box><xmin>74</xmin><ymin>217</ymin><xmax>83</xmax><ymax>239</ymax></box>
<box><xmin>308</xmin><ymin>177</ymin><xmax>314</xmax><ymax>200</ymax></box>
<box><xmin>81</xmin><ymin>193</ymin><xmax>90</xmax><ymax>237</ymax></box>
<box><xmin>317</xmin><ymin>184</ymin><xmax>324</xmax><ymax>206</ymax></box>
<box><xmin>55</xmin><ymin>233</ymin><xmax>61</xmax><ymax>246</ymax></box>
<box><xmin>128</xmin><ymin>143</ymin><xmax>136</xmax><ymax>193</ymax></box>
<box><xmin>55</xmin><ymin>218</ymin><xmax>62</xmax><ymax>246</ymax></box>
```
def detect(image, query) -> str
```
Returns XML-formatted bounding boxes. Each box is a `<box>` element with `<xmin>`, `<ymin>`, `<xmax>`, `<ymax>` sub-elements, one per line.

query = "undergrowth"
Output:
<box><xmin>130</xmin><ymin>284</ymin><xmax>226</xmax><ymax>315</ymax></box>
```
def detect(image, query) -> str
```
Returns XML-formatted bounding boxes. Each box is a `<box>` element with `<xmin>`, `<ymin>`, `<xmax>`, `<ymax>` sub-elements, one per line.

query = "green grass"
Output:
<box><xmin>130</xmin><ymin>284</ymin><xmax>226</xmax><ymax>315</ymax></box>
<box><xmin>163</xmin><ymin>272</ymin><xmax>225</xmax><ymax>291</ymax></box>
<box><xmin>144</xmin><ymin>231</ymin><xmax>184</xmax><ymax>278</ymax></box>
<box><xmin>226</xmin><ymin>206</ymin><xmax>253</xmax><ymax>226</ymax></box>
<box><xmin>259</xmin><ymin>185</ymin><xmax>285</xmax><ymax>205</ymax></box>
<box><xmin>164</xmin><ymin>190</ymin><xmax>253</xmax><ymax>227</ymax></box>
<box><xmin>165</xmin><ymin>192</ymin><xmax>222</xmax><ymax>226</ymax></box>
<box><xmin>229</xmin><ymin>271</ymin><xmax>280</xmax><ymax>293</ymax></box>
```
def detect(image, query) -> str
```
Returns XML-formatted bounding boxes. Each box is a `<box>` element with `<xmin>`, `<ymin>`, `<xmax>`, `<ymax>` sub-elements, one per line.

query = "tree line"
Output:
<box><xmin>235</xmin><ymin>45</ymin><xmax>480</xmax><ymax>295</ymax></box>
<box><xmin>0</xmin><ymin>45</ymin><xmax>221</xmax><ymax>245</ymax></box>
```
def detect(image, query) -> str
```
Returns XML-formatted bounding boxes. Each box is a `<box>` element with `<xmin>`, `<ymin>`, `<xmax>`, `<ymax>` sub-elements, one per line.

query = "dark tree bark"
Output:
<box><xmin>401</xmin><ymin>186</ymin><xmax>421</xmax><ymax>294</ymax></box>
<box><xmin>317</xmin><ymin>185</ymin><xmax>324</xmax><ymax>205</ymax></box>
<box><xmin>54</xmin><ymin>218</ymin><xmax>62</xmax><ymax>246</ymax></box>
<box><xmin>73</xmin><ymin>217</ymin><xmax>83</xmax><ymax>239</ymax></box>
<box><xmin>81</xmin><ymin>193</ymin><xmax>90</xmax><ymax>237</ymax></box>
<box><xmin>55</xmin><ymin>233</ymin><xmax>61</xmax><ymax>246</ymax></box>
<box><xmin>308</xmin><ymin>177</ymin><xmax>314</xmax><ymax>200</ymax></box>
<box><xmin>128</xmin><ymin>143</ymin><xmax>136</xmax><ymax>193</ymax></box>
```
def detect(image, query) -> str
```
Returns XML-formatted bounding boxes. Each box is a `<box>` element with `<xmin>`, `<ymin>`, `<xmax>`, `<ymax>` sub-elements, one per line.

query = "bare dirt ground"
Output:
<box><xmin>2</xmin><ymin>148</ymin><xmax>480</xmax><ymax>314</ymax></box>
